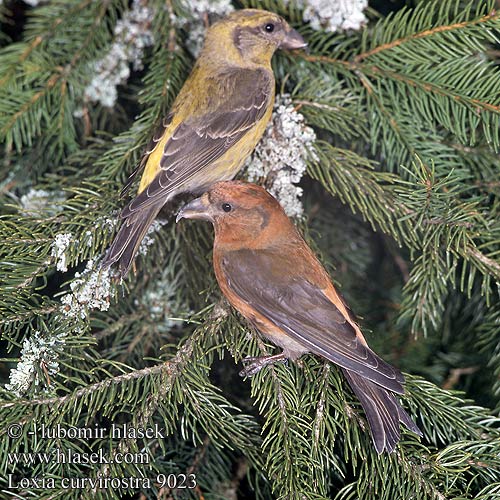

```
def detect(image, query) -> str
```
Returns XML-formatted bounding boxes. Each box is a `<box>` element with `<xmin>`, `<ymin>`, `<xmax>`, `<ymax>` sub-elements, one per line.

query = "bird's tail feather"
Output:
<box><xmin>102</xmin><ymin>204</ymin><xmax>163</xmax><ymax>277</ymax></box>
<box><xmin>342</xmin><ymin>369</ymin><xmax>421</xmax><ymax>453</ymax></box>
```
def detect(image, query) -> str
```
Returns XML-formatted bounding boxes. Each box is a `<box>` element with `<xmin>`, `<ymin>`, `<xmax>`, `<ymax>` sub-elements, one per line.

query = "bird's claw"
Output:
<box><xmin>239</xmin><ymin>363</ymin><xmax>262</xmax><ymax>378</ymax></box>
<box><xmin>239</xmin><ymin>354</ymin><xmax>288</xmax><ymax>377</ymax></box>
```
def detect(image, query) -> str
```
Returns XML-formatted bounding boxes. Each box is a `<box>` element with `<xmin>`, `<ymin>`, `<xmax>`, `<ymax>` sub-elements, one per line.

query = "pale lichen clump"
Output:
<box><xmin>5</xmin><ymin>331</ymin><xmax>66</xmax><ymax>397</ymax></box>
<box><xmin>246</xmin><ymin>95</ymin><xmax>317</xmax><ymax>218</ymax></box>
<box><xmin>19</xmin><ymin>188</ymin><xmax>66</xmax><ymax>217</ymax></box>
<box><xmin>96</xmin><ymin>214</ymin><xmax>119</xmax><ymax>234</ymax></box>
<box><xmin>51</xmin><ymin>233</ymin><xmax>73</xmax><ymax>273</ymax></box>
<box><xmin>296</xmin><ymin>0</ymin><xmax>368</xmax><ymax>31</ymax></box>
<box><xmin>137</xmin><ymin>219</ymin><xmax>168</xmax><ymax>256</ymax></box>
<box><xmin>60</xmin><ymin>260</ymin><xmax>113</xmax><ymax>319</ymax></box>
<box><xmin>136</xmin><ymin>260</ymin><xmax>186</xmax><ymax>332</ymax></box>
<box><xmin>83</xmin><ymin>0</ymin><xmax>154</xmax><ymax>107</ymax></box>
<box><xmin>176</xmin><ymin>0</ymin><xmax>234</xmax><ymax>57</ymax></box>
<box><xmin>85</xmin><ymin>230</ymin><xmax>93</xmax><ymax>247</ymax></box>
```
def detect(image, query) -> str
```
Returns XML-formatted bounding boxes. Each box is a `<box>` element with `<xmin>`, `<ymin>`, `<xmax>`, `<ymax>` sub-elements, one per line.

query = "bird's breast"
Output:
<box><xmin>213</xmin><ymin>249</ymin><xmax>308</xmax><ymax>360</ymax></box>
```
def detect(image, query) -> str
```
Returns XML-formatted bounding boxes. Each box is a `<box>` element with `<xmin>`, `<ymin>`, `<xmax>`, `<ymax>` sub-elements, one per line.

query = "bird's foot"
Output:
<box><xmin>239</xmin><ymin>353</ymin><xmax>288</xmax><ymax>377</ymax></box>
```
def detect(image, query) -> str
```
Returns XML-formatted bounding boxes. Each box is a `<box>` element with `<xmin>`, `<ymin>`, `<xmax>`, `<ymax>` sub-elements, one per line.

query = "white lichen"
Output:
<box><xmin>245</xmin><ymin>95</ymin><xmax>316</xmax><ymax>218</ymax></box>
<box><xmin>60</xmin><ymin>259</ymin><xmax>113</xmax><ymax>319</ymax></box>
<box><xmin>6</xmin><ymin>330</ymin><xmax>65</xmax><ymax>397</ymax></box>
<box><xmin>51</xmin><ymin>233</ymin><xmax>73</xmax><ymax>272</ymax></box>
<box><xmin>295</xmin><ymin>0</ymin><xmax>367</xmax><ymax>31</ymax></box>
<box><xmin>137</xmin><ymin>218</ymin><xmax>168</xmax><ymax>256</ymax></box>
<box><xmin>19</xmin><ymin>188</ymin><xmax>66</xmax><ymax>217</ymax></box>
<box><xmin>97</xmin><ymin>213</ymin><xmax>119</xmax><ymax>233</ymax></box>
<box><xmin>136</xmin><ymin>253</ymin><xmax>186</xmax><ymax>332</ymax></box>
<box><xmin>176</xmin><ymin>0</ymin><xmax>234</xmax><ymax>57</ymax></box>
<box><xmin>83</xmin><ymin>0</ymin><xmax>155</xmax><ymax>107</ymax></box>
<box><xmin>85</xmin><ymin>230</ymin><xmax>93</xmax><ymax>247</ymax></box>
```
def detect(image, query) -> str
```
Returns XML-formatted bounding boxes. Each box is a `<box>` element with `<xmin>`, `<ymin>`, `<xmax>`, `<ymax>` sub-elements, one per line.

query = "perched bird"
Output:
<box><xmin>102</xmin><ymin>9</ymin><xmax>307</xmax><ymax>276</ymax></box>
<box><xmin>176</xmin><ymin>181</ymin><xmax>422</xmax><ymax>453</ymax></box>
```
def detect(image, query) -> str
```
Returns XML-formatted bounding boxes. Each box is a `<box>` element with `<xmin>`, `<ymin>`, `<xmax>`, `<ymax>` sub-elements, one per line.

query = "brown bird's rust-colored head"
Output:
<box><xmin>202</xmin><ymin>9</ymin><xmax>307</xmax><ymax>67</ymax></box>
<box><xmin>176</xmin><ymin>181</ymin><xmax>294</xmax><ymax>248</ymax></box>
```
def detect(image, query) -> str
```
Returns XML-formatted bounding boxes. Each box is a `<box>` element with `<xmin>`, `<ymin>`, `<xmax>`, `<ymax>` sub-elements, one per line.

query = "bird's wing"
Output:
<box><xmin>121</xmin><ymin>67</ymin><xmax>273</xmax><ymax>218</ymax></box>
<box><xmin>120</xmin><ymin>113</ymin><xmax>174</xmax><ymax>197</ymax></box>
<box><xmin>221</xmin><ymin>248</ymin><xmax>404</xmax><ymax>393</ymax></box>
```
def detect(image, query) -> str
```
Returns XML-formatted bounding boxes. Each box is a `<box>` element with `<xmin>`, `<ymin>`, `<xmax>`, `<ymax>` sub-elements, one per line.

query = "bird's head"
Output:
<box><xmin>203</xmin><ymin>9</ymin><xmax>307</xmax><ymax>66</ymax></box>
<box><xmin>176</xmin><ymin>181</ymin><xmax>293</xmax><ymax>248</ymax></box>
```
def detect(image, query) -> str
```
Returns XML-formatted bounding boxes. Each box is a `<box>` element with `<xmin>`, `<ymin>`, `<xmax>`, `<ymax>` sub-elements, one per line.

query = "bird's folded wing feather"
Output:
<box><xmin>120</xmin><ymin>113</ymin><xmax>174</xmax><ymax>197</ymax></box>
<box><xmin>221</xmin><ymin>248</ymin><xmax>404</xmax><ymax>393</ymax></box>
<box><xmin>122</xmin><ymin>68</ymin><xmax>273</xmax><ymax>218</ymax></box>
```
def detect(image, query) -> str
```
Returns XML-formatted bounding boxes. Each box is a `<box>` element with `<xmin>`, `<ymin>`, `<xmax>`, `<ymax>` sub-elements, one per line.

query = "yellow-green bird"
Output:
<box><xmin>103</xmin><ymin>9</ymin><xmax>306</xmax><ymax>276</ymax></box>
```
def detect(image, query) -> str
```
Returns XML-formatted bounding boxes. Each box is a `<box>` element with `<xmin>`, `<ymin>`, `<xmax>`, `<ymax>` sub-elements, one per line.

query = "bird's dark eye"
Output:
<box><xmin>265</xmin><ymin>23</ymin><xmax>275</xmax><ymax>32</ymax></box>
<box><xmin>222</xmin><ymin>203</ymin><xmax>232</xmax><ymax>213</ymax></box>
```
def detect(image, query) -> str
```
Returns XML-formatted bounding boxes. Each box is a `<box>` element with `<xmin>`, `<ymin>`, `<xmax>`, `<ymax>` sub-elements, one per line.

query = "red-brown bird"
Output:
<box><xmin>176</xmin><ymin>181</ymin><xmax>422</xmax><ymax>453</ymax></box>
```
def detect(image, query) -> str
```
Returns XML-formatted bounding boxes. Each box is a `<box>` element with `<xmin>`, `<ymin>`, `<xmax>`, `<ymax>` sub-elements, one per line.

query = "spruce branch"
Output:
<box><xmin>0</xmin><ymin>0</ymin><xmax>116</xmax><ymax>158</ymax></box>
<box><xmin>301</xmin><ymin>1</ymin><xmax>500</xmax><ymax>159</ymax></box>
<box><xmin>302</xmin><ymin>47</ymin><xmax>500</xmax><ymax>120</ymax></box>
<box><xmin>354</xmin><ymin>8</ymin><xmax>499</xmax><ymax>63</ymax></box>
<box><xmin>0</xmin><ymin>361</ymin><xmax>172</xmax><ymax>412</ymax></box>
